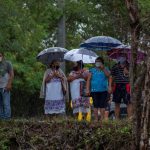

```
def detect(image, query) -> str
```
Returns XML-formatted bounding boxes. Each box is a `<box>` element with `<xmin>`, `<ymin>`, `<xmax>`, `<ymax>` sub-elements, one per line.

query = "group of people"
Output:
<box><xmin>40</xmin><ymin>56</ymin><xmax>132</xmax><ymax>124</ymax></box>
<box><xmin>0</xmin><ymin>51</ymin><xmax>132</xmax><ymax>123</ymax></box>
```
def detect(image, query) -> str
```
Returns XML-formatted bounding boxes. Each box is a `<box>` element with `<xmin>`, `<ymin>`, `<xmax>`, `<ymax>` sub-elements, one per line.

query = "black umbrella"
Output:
<box><xmin>80</xmin><ymin>36</ymin><xmax>122</xmax><ymax>51</ymax></box>
<box><xmin>37</xmin><ymin>47</ymin><xmax>68</xmax><ymax>65</ymax></box>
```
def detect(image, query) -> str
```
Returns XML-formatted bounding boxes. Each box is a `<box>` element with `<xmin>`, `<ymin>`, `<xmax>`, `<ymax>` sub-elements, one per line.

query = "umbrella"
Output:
<box><xmin>37</xmin><ymin>47</ymin><xmax>68</xmax><ymax>65</ymax></box>
<box><xmin>107</xmin><ymin>45</ymin><xmax>146</xmax><ymax>63</ymax></box>
<box><xmin>80</xmin><ymin>36</ymin><xmax>122</xmax><ymax>50</ymax></box>
<box><xmin>64</xmin><ymin>48</ymin><xmax>98</xmax><ymax>63</ymax></box>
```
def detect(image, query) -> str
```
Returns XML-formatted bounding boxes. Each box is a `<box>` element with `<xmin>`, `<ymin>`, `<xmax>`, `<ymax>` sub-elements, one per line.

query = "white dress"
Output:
<box><xmin>70</xmin><ymin>70</ymin><xmax>90</xmax><ymax>114</ymax></box>
<box><xmin>45</xmin><ymin>77</ymin><xmax>65</xmax><ymax>114</ymax></box>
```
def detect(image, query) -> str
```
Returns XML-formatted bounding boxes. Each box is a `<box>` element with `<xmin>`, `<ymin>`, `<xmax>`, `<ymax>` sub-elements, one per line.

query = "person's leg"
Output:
<box><xmin>100</xmin><ymin>108</ymin><xmax>105</xmax><ymax>121</ymax></box>
<box><xmin>127</xmin><ymin>103</ymin><xmax>132</xmax><ymax>119</ymax></box>
<box><xmin>0</xmin><ymin>89</ymin><xmax>4</xmax><ymax>119</ymax></box>
<box><xmin>99</xmin><ymin>91</ymin><xmax>108</xmax><ymax>122</ymax></box>
<box><xmin>91</xmin><ymin>92</ymin><xmax>99</xmax><ymax>121</ymax></box>
<box><xmin>3</xmin><ymin>90</ymin><xmax>11</xmax><ymax>119</ymax></box>
<box><xmin>93</xmin><ymin>108</ymin><xmax>98</xmax><ymax>121</ymax></box>
<box><xmin>95</xmin><ymin>91</ymin><xmax>107</xmax><ymax>126</ymax></box>
<box><xmin>115</xmin><ymin>103</ymin><xmax>120</xmax><ymax>119</ymax></box>
<box><xmin>104</xmin><ymin>98</ymin><xmax>111</xmax><ymax>121</ymax></box>
<box><xmin>113</xmin><ymin>84</ymin><xmax>122</xmax><ymax>119</ymax></box>
<box><xmin>124</xmin><ymin>86</ymin><xmax>132</xmax><ymax>119</ymax></box>
<box><xmin>104</xmin><ymin>110</ymin><xmax>109</xmax><ymax>121</ymax></box>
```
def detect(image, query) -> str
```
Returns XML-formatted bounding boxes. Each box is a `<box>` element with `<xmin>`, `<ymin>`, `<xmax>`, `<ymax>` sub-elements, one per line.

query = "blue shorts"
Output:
<box><xmin>91</xmin><ymin>91</ymin><xmax>108</xmax><ymax>108</ymax></box>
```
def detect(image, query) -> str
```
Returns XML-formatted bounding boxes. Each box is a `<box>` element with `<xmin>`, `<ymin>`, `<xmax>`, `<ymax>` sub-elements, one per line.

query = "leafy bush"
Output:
<box><xmin>0</xmin><ymin>119</ymin><xmax>133</xmax><ymax>150</ymax></box>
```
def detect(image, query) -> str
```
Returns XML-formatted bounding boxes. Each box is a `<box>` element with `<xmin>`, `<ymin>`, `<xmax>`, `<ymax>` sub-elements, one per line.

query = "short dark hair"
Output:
<box><xmin>95</xmin><ymin>57</ymin><xmax>104</xmax><ymax>64</ymax></box>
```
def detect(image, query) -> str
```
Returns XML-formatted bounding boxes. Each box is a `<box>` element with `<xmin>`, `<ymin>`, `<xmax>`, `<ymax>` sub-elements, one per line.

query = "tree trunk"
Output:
<box><xmin>57</xmin><ymin>0</ymin><xmax>66</xmax><ymax>48</ymax></box>
<box><xmin>140</xmin><ymin>50</ymin><xmax>150</xmax><ymax>150</ymax></box>
<box><xmin>57</xmin><ymin>0</ymin><xmax>66</xmax><ymax>72</ymax></box>
<box><xmin>125</xmin><ymin>1</ymin><xmax>150</xmax><ymax>149</ymax></box>
<box><xmin>125</xmin><ymin>0</ymin><xmax>141</xmax><ymax>149</ymax></box>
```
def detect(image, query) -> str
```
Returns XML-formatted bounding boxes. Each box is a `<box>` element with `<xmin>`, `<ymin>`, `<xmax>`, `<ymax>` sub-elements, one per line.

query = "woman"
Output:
<box><xmin>86</xmin><ymin>57</ymin><xmax>111</xmax><ymax>123</ymax></box>
<box><xmin>40</xmin><ymin>60</ymin><xmax>68</xmax><ymax>115</ymax></box>
<box><xmin>68</xmin><ymin>60</ymin><xmax>90</xmax><ymax>120</ymax></box>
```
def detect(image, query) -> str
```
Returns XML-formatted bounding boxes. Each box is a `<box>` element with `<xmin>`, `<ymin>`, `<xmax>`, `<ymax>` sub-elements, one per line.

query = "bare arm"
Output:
<box><xmin>67</xmin><ymin>75</ymin><xmax>75</xmax><ymax>82</ymax></box>
<box><xmin>6</xmin><ymin>70</ymin><xmax>14</xmax><ymax>91</ymax></box>
<box><xmin>67</xmin><ymin>72</ymin><xmax>85</xmax><ymax>82</ymax></box>
<box><xmin>86</xmin><ymin>73</ymin><xmax>92</xmax><ymax>96</ymax></box>
<box><xmin>108</xmin><ymin>75</ymin><xmax>113</xmax><ymax>93</ymax></box>
<box><xmin>102</xmin><ymin>68</ymin><xmax>111</xmax><ymax>77</ymax></box>
<box><xmin>81</xmin><ymin>70</ymin><xmax>89</xmax><ymax>81</ymax></box>
<box><xmin>101</xmin><ymin>65</ymin><xmax>112</xmax><ymax>93</ymax></box>
<box><xmin>109</xmin><ymin>76</ymin><xmax>113</xmax><ymax>87</ymax></box>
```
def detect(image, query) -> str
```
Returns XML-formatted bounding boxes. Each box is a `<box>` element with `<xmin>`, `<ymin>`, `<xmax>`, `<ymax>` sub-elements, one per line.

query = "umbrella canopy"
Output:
<box><xmin>80</xmin><ymin>36</ymin><xmax>122</xmax><ymax>50</ymax></box>
<box><xmin>107</xmin><ymin>45</ymin><xmax>146</xmax><ymax>63</ymax></box>
<box><xmin>37</xmin><ymin>47</ymin><xmax>68</xmax><ymax>65</ymax></box>
<box><xmin>64</xmin><ymin>48</ymin><xmax>98</xmax><ymax>63</ymax></box>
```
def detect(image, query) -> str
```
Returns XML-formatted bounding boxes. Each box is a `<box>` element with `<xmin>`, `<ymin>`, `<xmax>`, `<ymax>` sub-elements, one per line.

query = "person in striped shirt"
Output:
<box><xmin>111</xmin><ymin>57</ymin><xmax>132</xmax><ymax>119</ymax></box>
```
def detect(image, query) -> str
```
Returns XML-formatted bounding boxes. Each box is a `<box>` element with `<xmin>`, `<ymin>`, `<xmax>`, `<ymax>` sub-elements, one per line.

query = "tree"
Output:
<box><xmin>125</xmin><ymin>0</ymin><xmax>150</xmax><ymax>149</ymax></box>
<box><xmin>57</xmin><ymin>0</ymin><xmax>66</xmax><ymax>47</ymax></box>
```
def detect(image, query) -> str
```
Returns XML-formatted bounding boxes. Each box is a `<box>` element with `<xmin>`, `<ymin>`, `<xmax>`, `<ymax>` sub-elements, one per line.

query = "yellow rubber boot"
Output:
<box><xmin>86</xmin><ymin>109</ymin><xmax>91</xmax><ymax>122</ymax></box>
<box><xmin>78</xmin><ymin>112</ymin><xmax>83</xmax><ymax>121</ymax></box>
<box><xmin>90</xmin><ymin>97</ymin><xmax>93</xmax><ymax>105</ymax></box>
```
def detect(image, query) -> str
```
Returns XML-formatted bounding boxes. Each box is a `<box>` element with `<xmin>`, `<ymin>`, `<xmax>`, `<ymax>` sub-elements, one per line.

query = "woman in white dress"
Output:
<box><xmin>68</xmin><ymin>60</ymin><xmax>90</xmax><ymax>120</ymax></box>
<box><xmin>40</xmin><ymin>60</ymin><xmax>68</xmax><ymax>115</ymax></box>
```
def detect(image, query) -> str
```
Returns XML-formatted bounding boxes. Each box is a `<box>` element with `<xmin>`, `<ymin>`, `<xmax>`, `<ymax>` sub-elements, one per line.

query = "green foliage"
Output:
<box><xmin>65</xmin><ymin>0</ymin><xmax>130</xmax><ymax>44</ymax></box>
<box><xmin>138</xmin><ymin>0</ymin><xmax>150</xmax><ymax>35</ymax></box>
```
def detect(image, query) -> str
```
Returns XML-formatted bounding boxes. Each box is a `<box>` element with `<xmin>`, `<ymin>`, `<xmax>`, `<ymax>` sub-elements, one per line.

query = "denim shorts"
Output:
<box><xmin>91</xmin><ymin>91</ymin><xmax>108</xmax><ymax>108</ymax></box>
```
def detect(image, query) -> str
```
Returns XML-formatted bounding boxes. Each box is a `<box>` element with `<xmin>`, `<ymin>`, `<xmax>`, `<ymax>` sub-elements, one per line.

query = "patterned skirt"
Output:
<box><xmin>72</xmin><ymin>97</ymin><xmax>90</xmax><ymax>114</ymax></box>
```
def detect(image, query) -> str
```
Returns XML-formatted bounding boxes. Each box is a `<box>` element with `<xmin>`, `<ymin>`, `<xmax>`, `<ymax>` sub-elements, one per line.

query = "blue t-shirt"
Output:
<box><xmin>89</xmin><ymin>67</ymin><xmax>109</xmax><ymax>92</ymax></box>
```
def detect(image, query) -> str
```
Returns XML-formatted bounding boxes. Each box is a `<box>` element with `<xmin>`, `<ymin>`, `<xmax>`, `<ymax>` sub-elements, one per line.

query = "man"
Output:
<box><xmin>0</xmin><ymin>52</ymin><xmax>14</xmax><ymax>119</ymax></box>
<box><xmin>111</xmin><ymin>57</ymin><xmax>132</xmax><ymax>119</ymax></box>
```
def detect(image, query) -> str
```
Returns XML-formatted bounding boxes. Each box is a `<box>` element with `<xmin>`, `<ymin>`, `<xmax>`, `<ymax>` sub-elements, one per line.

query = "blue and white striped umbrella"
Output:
<box><xmin>64</xmin><ymin>48</ymin><xmax>98</xmax><ymax>63</ymax></box>
<box><xmin>37</xmin><ymin>47</ymin><xmax>68</xmax><ymax>65</ymax></box>
<box><xmin>80</xmin><ymin>36</ymin><xmax>122</xmax><ymax>51</ymax></box>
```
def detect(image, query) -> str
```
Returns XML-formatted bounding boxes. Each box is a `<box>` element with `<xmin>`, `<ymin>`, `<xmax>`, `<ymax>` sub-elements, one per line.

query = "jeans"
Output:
<box><xmin>0</xmin><ymin>88</ymin><xmax>11</xmax><ymax>119</ymax></box>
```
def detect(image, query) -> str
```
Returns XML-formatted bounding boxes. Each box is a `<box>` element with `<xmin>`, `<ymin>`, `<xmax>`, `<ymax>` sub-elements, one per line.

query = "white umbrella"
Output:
<box><xmin>64</xmin><ymin>48</ymin><xmax>98</xmax><ymax>63</ymax></box>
